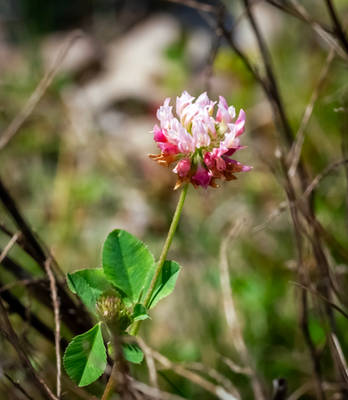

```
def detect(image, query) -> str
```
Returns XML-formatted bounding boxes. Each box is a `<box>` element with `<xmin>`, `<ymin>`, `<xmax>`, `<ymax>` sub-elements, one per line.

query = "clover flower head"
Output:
<box><xmin>150</xmin><ymin>91</ymin><xmax>252</xmax><ymax>189</ymax></box>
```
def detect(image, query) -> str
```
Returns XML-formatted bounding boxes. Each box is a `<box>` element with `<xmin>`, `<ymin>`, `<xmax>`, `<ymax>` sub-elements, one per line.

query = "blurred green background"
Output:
<box><xmin>0</xmin><ymin>0</ymin><xmax>348</xmax><ymax>399</ymax></box>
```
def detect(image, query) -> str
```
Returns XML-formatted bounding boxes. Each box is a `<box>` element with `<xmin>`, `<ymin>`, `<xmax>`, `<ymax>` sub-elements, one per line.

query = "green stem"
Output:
<box><xmin>130</xmin><ymin>184</ymin><xmax>189</xmax><ymax>336</ymax></box>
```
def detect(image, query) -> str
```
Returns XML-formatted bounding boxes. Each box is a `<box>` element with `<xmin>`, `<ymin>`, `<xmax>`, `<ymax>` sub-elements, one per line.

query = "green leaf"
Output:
<box><xmin>63</xmin><ymin>323</ymin><xmax>107</xmax><ymax>387</ymax></box>
<box><xmin>67</xmin><ymin>268</ymin><xmax>112</xmax><ymax>314</ymax></box>
<box><xmin>102</xmin><ymin>230</ymin><xmax>155</xmax><ymax>304</ymax></box>
<box><xmin>122</xmin><ymin>343</ymin><xmax>144</xmax><ymax>364</ymax></box>
<box><xmin>133</xmin><ymin>303</ymin><xmax>150</xmax><ymax>321</ymax></box>
<box><xmin>147</xmin><ymin>260</ymin><xmax>181</xmax><ymax>309</ymax></box>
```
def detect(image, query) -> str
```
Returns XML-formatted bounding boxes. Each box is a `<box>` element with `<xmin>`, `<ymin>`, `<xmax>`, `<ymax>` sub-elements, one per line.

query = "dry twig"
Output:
<box><xmin>0</xmin><ymin>297</ymin><xmax>58</xmax><ymax>400</ymax></box>
<box><xmin>142</xmin><ymin>344</ymin><xmax>240</xmax><ymax>400</ymax></box>
<box><xmin>131</xmin><ymin>379</ymin><xmax>186</xmax><ymax>400</ymax></box>
<box><xmin>288</xmin><ymin>49</ymin><xmax>335</xmax><ymax>177</ymax></box>
<box><xmin>324</xmin><ymin>0</ymin><xmax>348</xmax><ymax>55</ymax></box>
<box><xmin>266</xmin><ymin>0</ymin><xmax>348</xmax><ymax>60</ymax></box>
<box><xmin>0</xmin><ymin>30</ymin><xmax>83</xmax><ymax>151</ymax></box>
<box><xmin>4</xmin><ymin>373</ymin><xmax>35</xmax><ymax>400</ymax></box>
<box><xmin>44</xmin><ymin>258</ymin><xmax>61</xmax><ymax>399</ymax></box>
<box><xmin>0</xmin><ymin>232</ymin><xmax>21</xmax><ymax>263</ymax></box>
<box><xmin>219</xmin><ymin>220</ymin><xmax>265</xmax><ymax>400</ymax></box>
<box><xmin>137</xmin><ymin>336</ymin><xmax>159</xmax><ymax>389</ymax></box>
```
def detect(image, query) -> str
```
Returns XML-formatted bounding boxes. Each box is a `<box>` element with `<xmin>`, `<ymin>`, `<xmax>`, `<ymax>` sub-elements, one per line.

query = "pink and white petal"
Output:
<box><xmin>158</xmin><ymin>141</ymin><xmax>178</xmax><ymax>155</ymax></box>
<box><xmin>181</xmin><ymin>104</ymin><xmax>200</xmax><ymax>127</ymax></box>
<box><xmin>173</xmin><ymin>158</ymin><xmax>191</xmax><ymax>177</ymax></box>
<box><xmin>215</xmin><ymin>156</ymin><xmax>226</xmax><ymax>171</ymax></box>
<box><xmin>228</xmin><ymin>105</ymin><xmax>236</xmax><ymax>120</ymax></box>
<box><xmin>204</xmin><ymin>152</ymin><xmax>214</xmax><ymax>169</ymax></box>
<box><xmin>176</xmin><ymin>91</ymin><xmax>194</xmax><ymax>117</ymax></box>
<box><xmin>235</xmin><ymin>109</ymin><xmax>246</xmax><ymax>136</ymax></box>
<box><xmin>157</xmin><ymin>98</ymin><xmax>174</xmax><ymax>129</ymax></box>
<box><xmin>153</xmin><ymin>124</ymin><xmax>167</xmax><ymax>143</ymax></box>
<box><xmin>192</xmin><ymin>119</ymin><xmax>210</xmax><ymax>148</ymax></box>
<box><xmin>218</xmin><ymin>95</ymin><xmax>228</xmax><ymax>109</ymax></box>
<box><xmin>196</xmin><ymin>92</ymin><xmax>210</xmax><ymax>107</ymax></box>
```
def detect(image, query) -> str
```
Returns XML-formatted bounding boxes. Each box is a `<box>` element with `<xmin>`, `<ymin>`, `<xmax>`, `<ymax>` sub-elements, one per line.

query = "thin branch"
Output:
<box><xmin>0</xmin><ymin>277</ymin><xmax>47</xmax><ymax>293</ymax></box>
<box><xmin>137</xmin><ymin>337</ymin><xmax>158</xmax><ymax>389</ymax></box>
<box><xmin>0</xmin><ymin>231</ymin><xmax>21</xmax><ymax>263</ymax></box>
<box><xmin>302</xmin><ymin>158</ymin><xmax>348</xmax><ymax>199</ymax></box>
<box><xmin>252</xmin><ymin>158</ymin><xmax>348</xmax><ymax>234</ymax></box>
<box><xmin>330</xmin><ymin>333</ymin><xmax>348</xmax><ymax>382</ymax></box>
<box><xmin>183</xmin><ymin>362</ymin><xmax>241</xmax><ymax>398</ymax></box>
<box><xmin>278</xmin><ymin>153</ymin><xmax>327</xmax><ymax>400</ymax></box>
<box><xmin>130</xmin><ymin>379</ymin><xmax>186</xmax><ymax>400</ymax></box>
<box><xmin>0</xmin><ymin>176</ymin><xmax>48</xmax><ymax>265</ymax></box>
<box><xmin>0</xmin><ymin>278</ymin><xmax>67</xmax><ymax>347</ymax></box>
<box><xmin>204</xmin><ymin>29</ymin><xmax>222</xmax><ymax>94</ymax></box>
<box><xmin>143</xmin><ymin>345</ymin><xmax>239</xmax><ymax>400</ymax></box>
<box><xmin>219</xmin><ymin>220</ymin><xmax>265</xmax><ymax>400</ymax></box>
<box><xmin>266</xmin><ymin>0</ymin><xmax>348</xmax><ymax>60</ymax></box>
<box><xmin>287</xmin><ymin>381</ymin><xmax>315</xmax><ymax>400</ymax></box>
<box><xmin>0</xmin><ymin>30</ymin><xmax>83</xmax><ymax>151</ymax></box>
<box><xmin>220</xmin><ymin>23</ymin><xmax>271</xmax><ymax>98</ymax></box>
<box><xmin>251</xmin><ymin>201</ymin><xmax>287</xmax><ymax>233</ymax></box>
<box><xmin>288</xmin><ymin>49</ymin><xmax>335</xmax><ymax>177</ymax></box>
<box><xmin>291</xmin><ymin>281</ymin><xmax>348</xmax><ymax>321</ymax></box>
<box><xmin>0</xmin><ymin>297</ymin><xmax>59</xmax><ymax>400</ymax></box>
<box><xmin>4</xmin><ymin>373</ymin><xmax>35</xmax><ymax>400</ymax></box>
<box><xmin>324</xmin><ymin>0</ymin><xmax>348</xmax><ymax>55</ymax></box>
<box><xmin>221</xmin><ymin>356</ymin><xmax>253</xmax><ymax>376</ymax></box>
<box><xmin>0</xmin><ymin>178</ymin><xmax>93</xmax><ymax>335</ymax></box>
<box><xmin>242</xmin><ymin>0</ymin><xmax>294</xmax><ymax>146</ymax></box>
<box><xmin>44</xmin><ymin>258</ymin><xmax>61</xmax><ymax>399</ymax></box>
<box><xmin>267</xmin><ymin>0</ymin><xmax>331</xmax><ymax>32</ymax></box>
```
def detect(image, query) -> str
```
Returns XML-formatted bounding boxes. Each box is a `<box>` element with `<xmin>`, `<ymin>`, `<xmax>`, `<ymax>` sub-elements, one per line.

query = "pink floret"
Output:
<box><xmin>235</xmin><ymin>109</ymin><xmax>246</xmax><ymax>137</ymax></box>
<box><xmin>173</xmin><ymin>158</ymin><xmax>191</xmax><ymax>178</ymax></box>
<box><xmin>158</xmin><ymin>142</ymin><xmax>178</xmax><ymax>155</ymax></box>
<box><xmin>192</xmin><ymin>165</ymin><xmax>212</xmax><ymax>188</ymax></box>
<box><xmin>153</xmin><ymin>125</ymin><xmax>167</xmax><ymax>143</ymax></box>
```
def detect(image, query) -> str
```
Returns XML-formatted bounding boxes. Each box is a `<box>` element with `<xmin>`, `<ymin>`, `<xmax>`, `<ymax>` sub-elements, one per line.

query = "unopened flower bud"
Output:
<box><xmin>96</xmin><ymin>295</ymin><xmax>132</xmax><ymax>332</ymax></box>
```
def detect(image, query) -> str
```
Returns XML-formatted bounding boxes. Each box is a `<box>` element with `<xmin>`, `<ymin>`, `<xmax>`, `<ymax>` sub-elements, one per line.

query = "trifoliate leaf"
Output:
<box><xmin>63</xmin><ymin>323</ymin><xmax>107</xmax><ymax>387</ymax></box>
<box><xmin>67</xmin><ymin>268</ymin><xmax>112</xmax><ymax>314</ymax></box>
<box><xmin>102</xmin><ymin>230</ymin><xmax>155</xmax><ymax>304</ymax></box>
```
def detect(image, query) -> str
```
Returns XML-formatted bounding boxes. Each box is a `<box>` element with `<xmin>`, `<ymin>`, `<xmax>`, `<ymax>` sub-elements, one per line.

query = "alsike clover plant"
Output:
<box><xmin>63</xmin><ymin>91</ymin><xmax>251</xmax><ymax>393</ymax></box>
<box><xmin>63</xmin><ymin>229</ymin><xmax>181</xmax><ymax>386</ymax></box>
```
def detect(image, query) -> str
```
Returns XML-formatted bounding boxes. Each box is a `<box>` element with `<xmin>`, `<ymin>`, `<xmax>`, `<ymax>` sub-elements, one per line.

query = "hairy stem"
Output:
<box><xmin>130</xmin><ymin>184</ymin><xmax>189</xmax><ymax>336</ymax></box>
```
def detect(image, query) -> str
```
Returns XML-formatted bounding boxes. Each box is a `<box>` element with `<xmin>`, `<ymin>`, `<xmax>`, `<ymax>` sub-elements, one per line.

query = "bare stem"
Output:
<box><xmin>101</xmin><ymin>363</ymin><xmax>118</xmax><ymax>400</ymax></box>
<box><xmin>130</xmin><ymin>184</ymin><xmax>189</xmax><ymax>336</ymax></box>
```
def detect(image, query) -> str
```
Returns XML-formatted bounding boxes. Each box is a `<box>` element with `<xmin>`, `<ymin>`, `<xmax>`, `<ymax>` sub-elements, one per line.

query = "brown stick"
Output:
<box><xmin>219</xmin><ymin>220</ymin><xmax>265</xmax><ymax>400</ymax></box>
<box><xmin>0</xmin><ymin>297</ymin><xmax>59</xmax><ymax>400</ymax></box>
<box><xmin>4</xmin><ymin>373</ymin><xmax>35</xmax><ymax>400</ymax></box>
<box><xmin>324</xmin><ymin>0</ymin><xmax>348</xmax><ymax>55</ymax></box>
<box><xmin>0</xmin><ymin>231</ymin><xmax>21</xmax><ymax>263</ymax></box>
<box><xmin>288</xmin><ymin>49</ymin><xmax>335</xmax><ymax>177</ymax></box>
<box><xmin>0</xmin><ymin>178</ymin><xmax>93</xmax><ymax>334</ymax></box>
<box><xmin>0</xmin><ymin>31</ymin><xmax>83</xmax><ymax>151</ymax></box>
<box><xmin>44</xmin><ymin>259</ymin><xmax>61</xmax><ymax>399</ymax></box>
<box><xmin>142</xmin><ymin>344</ymin><xmax>240</xmax><ymax>400</ymax></box>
